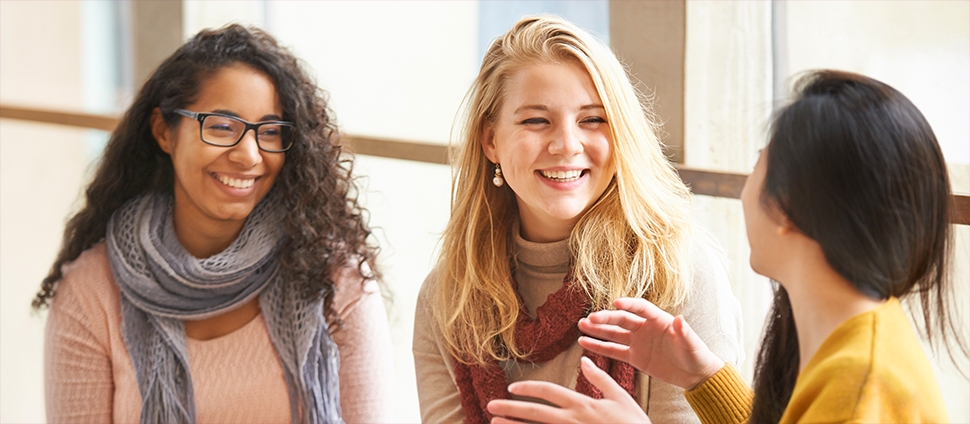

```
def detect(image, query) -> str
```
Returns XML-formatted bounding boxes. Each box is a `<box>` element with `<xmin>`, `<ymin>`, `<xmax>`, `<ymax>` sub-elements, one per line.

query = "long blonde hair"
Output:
<box><xmin>433</xmin><ymin>15</ymin><xmax>695</xmax><ymax>364</ymax></box>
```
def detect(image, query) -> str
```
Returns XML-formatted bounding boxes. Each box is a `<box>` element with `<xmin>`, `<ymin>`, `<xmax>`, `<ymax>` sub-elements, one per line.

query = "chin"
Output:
<box><xmin>215</xmin><ymin>206</ymin><xmax>258</xmax><ymax>222</ymax></box>
<box><xmin>749</xmin><ymin>258</ymin><xmax>767</xmax><ymax>278</ymax></box>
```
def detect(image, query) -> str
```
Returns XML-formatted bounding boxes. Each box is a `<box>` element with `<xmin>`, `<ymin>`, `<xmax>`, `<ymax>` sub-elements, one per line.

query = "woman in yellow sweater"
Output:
<box><xmin>487</xmin><ymin>71</ymin><xmax>966</xmax><ymax>423</ymax></box>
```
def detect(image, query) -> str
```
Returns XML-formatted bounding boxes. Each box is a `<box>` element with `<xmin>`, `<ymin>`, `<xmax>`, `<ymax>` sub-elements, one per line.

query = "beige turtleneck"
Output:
<box><xmin>413</xmin><ymin>231</ymin><xmax>744</xmax><ymax>423</ymax></box>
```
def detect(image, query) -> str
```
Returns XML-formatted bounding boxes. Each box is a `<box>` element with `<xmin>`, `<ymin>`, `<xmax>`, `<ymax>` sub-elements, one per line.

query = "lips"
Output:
<box><xmin>215</xmin><ymin>174</ymin><xmax>256</xmax><ymax>189</ymax></box>
<box><xmin>538</xmin><ymin>169</ymin><xmax>584</xmax><ymax>182</ymax></box>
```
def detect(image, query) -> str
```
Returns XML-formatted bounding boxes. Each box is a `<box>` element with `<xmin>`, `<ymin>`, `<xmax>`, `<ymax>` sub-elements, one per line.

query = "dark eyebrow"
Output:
<box><xmin>580</xmin><ymin>104</ymin><xmax>605</xmax><ymax>111</ymax></box>
<box><xmin>211</xmin><ymin>109</ymin><xmax>283</xmax><ymax>122</ymax></box>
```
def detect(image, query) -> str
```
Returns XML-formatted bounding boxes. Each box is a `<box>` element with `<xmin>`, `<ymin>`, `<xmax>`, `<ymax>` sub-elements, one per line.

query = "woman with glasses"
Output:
<box><xmin>37</xmin><ymin>25</ymin><xmax>391</xmax><ymax>423</ymax></box>
<box><xmin>488</xmin><ymin>71</ymin><xmax>965</xmax><ymax>423</ymax></box>
<box><xmin>412</xmin><ymin>15</ymin><xmax>744</xmax><ymax>423</ymax></box>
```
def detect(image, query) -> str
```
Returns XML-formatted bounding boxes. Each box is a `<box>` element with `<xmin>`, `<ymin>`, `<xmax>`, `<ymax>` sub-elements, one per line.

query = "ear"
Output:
<box><xmin>480</xmin><ymin>122</ymin><xmax>499</xmax><ymax>163</ymax></box>
<box><xmin>151</xmin><ymin>108</ymin><xmax>174</xmax><ymax>154</ymax></box>
<box><xmin>776</xmin><ymin>213</ymin><xmax>796</xmax><ymax>236</ymax></box>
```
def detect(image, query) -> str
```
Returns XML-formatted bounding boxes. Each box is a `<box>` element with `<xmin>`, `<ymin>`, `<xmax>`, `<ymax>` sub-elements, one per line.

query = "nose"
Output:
<box><xmin>227</xmin><ymin>128</ymin><xmax>263</xmax><ymax>167</ymax></box>
<box><xmin>548</xmin><ymin>123</ymin><xmax>583</xmax><ymax>156</ymax></box>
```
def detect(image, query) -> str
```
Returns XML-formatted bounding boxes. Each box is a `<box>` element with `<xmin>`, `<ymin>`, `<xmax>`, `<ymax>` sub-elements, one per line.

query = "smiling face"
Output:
<box><xmin>153</xmin><ymin>64</ymin><xmax>285</xmax><ymax>252</ymax></box>
<box><xmin>482</xmin><ymin>60</ymin><xmax>615</xmax><ymax>242</ymax></box>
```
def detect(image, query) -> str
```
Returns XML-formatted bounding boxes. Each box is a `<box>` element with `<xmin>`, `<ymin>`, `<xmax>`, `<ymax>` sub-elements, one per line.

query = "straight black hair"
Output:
<box><xmin>750</xmin><ymin>70</ymin><xmax>964</xmax><ymax>423</ymax></box>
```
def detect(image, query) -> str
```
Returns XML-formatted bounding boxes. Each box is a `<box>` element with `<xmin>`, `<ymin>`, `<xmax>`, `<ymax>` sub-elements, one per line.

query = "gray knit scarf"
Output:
<box><xmin>105</xmin><ymin>192</ymin><xmax>343</xmax><ymax>424</ymax></box>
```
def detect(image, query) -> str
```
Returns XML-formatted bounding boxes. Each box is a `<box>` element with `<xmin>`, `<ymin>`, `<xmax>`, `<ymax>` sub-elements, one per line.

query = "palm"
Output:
<box><xmin>578</xmin><ymin>297</ymin><xmax>723</xmax><ymax>390</ymax></box>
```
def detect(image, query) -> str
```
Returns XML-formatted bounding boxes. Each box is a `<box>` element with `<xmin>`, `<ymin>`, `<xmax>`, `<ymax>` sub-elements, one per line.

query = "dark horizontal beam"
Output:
<box><xmin>2</xmin><ymin>103</ymin><xmax>967</xmax><ymax>225</ymax></box>
<box><xmin>342</xmin><ymin>134</ymin><xmax>450</xmax><ymax>165</ymax></box>
<box><xmin>1</xmin><ymin>104</ymin><xmax>118</xmax><ymax>131</ymax></box>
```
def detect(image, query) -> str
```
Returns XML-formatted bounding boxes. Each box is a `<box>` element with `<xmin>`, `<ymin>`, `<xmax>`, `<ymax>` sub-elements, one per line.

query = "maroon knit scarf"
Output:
<box><xmin>452</xmin><ymin>273</ymin><xmax>637</xmax><ymax>424</ymax></box>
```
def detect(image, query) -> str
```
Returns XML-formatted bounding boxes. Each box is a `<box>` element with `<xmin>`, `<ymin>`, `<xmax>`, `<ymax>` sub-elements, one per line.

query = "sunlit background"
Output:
<box><xmin>1</xmin><ymin>1</ymin><xmax>967</xmax><ymax>422</ymax></box>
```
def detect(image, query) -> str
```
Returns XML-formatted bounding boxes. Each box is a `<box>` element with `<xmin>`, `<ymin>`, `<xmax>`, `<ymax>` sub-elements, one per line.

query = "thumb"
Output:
<box><xmin>580</xmin><ymin>356</ymin><xmax>628</xmax><ymax>400</ymax></box>
<box><xmin>673</xmin><ymin>315</ymin><xmax>712</xmax><ymax>356</ymax></box>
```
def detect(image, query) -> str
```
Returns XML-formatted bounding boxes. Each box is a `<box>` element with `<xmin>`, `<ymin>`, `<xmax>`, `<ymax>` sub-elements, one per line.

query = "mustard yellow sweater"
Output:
<box><xmin>684</xmin><ymin>297</ymin><xmax>948</xmax><ymax>423</ymax></box>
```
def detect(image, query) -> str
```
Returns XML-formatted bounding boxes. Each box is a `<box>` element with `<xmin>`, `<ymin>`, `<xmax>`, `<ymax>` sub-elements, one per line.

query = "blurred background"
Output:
<box><xmin>1</xmin><ymin>1</ymin><xmax>967</xmax><ymax>422</ymax></box>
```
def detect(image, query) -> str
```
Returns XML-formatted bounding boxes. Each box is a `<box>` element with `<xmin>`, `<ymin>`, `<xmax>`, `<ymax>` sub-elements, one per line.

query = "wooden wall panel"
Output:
<box><xmin>609</xmin><ymin>1</ymin><xmax>685</xmax><ymax>163</ymax></box>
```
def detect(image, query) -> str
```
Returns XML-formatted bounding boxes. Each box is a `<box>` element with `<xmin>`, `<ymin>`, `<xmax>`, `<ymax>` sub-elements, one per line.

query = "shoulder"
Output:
<box><xmin>414</xmin><ymin>266</ymin><xmax>446</xmax><ymax>331</ymax></box>
<box><xmin>786</xmin><ymin>302</ymin><xmax>948</xmax><ymax>423</ymax></box>
<box><xmin>51</xmin><ymin>243</ymin><xmax>120</xmax><ymax>316</ymax></box>
<box><xmin>46</xmin><ymin>243</ymin><xmax>122</xmax><ymax>353</ymax></box>
<box><xmin>416</xmin><ymin>266</ymin><xmax>444</xmax><ymax>306</ymax></box>
<box><xmin>788</xmin><ymin>353</ymin><xmax>947</xmax><ymax>423</ymax></box>
<box><xmin>329</xmin><ymin>259</ymin><xmax>381</xmax><ymax>321</ymax></box>
<box><xmin>413</xmin><ymin>266</ymin><xmax>448</xmax><ymax>350</ymax></box>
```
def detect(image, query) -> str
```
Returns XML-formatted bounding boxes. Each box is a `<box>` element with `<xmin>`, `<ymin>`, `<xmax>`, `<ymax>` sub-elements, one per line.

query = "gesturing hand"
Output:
<box><xmin>577</xmin><ymin>297</ymin><xmax>724</xmax><ymax>391</ymax></box>
<box><xmin>486</xmin><ymin>356</ymin><xmax>651</xmax><ymax>424</ymax></box>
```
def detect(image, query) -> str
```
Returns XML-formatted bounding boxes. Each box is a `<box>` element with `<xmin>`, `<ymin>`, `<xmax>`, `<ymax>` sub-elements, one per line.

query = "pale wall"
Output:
<box><xmin>0</xmin><ymin>2</ymin><xmax>88</xmax><ymax>423</ymax></box>
<box><xmin>684</xmin><ymin>0</ymin><xmax>775</xmax><ymax>382</ymax></box>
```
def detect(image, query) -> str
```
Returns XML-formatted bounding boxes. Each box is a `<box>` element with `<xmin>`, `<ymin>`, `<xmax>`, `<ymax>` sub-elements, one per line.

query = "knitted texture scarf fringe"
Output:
<box><xmin>106</xmin><ymin>192</ymin><xmax>343</xmax><ymax>424</ymax></box>
<box><xmin>452</xmin><ymin>273</ymin><xmax>637</xmax><ymax>424</ymax></box>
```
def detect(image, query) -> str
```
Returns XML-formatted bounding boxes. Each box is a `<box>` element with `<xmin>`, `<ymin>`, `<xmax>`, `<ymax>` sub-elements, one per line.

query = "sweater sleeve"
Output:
<box><xmin>329</xmin><ymin>265</ymin><xmax>394</xmax><ymax>424</ymax></box>
<box><xmin>645</xmin><ymin>238</ymin><xmax>746</xmax><ymax>423</ymax></box>
<box><xmin>412</xmin><ymin>271</ymin><xmax>465</xmax><ymax>423</ymax></box>
<box><xmin>44</xmin><ymin>247</ymin><xmax>117</xmax><ymax>423</ymax></box>
<box><xmin>684</xmin><ymin>363</ymin><xmax>752</xmax><ymax>424</ymax></box>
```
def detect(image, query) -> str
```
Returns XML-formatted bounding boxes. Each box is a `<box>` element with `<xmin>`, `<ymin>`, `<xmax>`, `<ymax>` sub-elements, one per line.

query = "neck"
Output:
<box><xmin>778</xmin><ymin>244</ymin><xmax>884</xmax><ymax>373</ymax></box>
<box><xmin>518</xmin><ymin>215</ymin><xmax>574</xmax><ymax>243</ymax></box>
<box><xmin>172</xmin><ymin>208</ymin><xmax>243</xmax><ymax>259</ymax></box>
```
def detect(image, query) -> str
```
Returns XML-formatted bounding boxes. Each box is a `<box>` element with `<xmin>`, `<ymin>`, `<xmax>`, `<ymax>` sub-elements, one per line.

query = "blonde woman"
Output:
<box><xmin>412</xmin><ymin>15</ymin><xmax>743</xmax><ymax>423</ymax></box>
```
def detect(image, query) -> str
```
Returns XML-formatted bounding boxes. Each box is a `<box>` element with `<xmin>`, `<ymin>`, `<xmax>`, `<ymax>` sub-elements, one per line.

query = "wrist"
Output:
<box><xmin>687</xmin><ymin>357</ymin><xmax>725</xmax><ymax>391</ymax></box>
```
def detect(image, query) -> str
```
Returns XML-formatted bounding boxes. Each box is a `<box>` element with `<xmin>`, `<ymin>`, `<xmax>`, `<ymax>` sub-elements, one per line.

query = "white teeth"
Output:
<box><xmin>539</xmin><ymin>170</ymin><xmax>583</xmax><ymax>181</ymax></box>
<box><xmin>217</xmin><ymin>175</ymin><xmax>255</xmax><ymax>189</ymax></box>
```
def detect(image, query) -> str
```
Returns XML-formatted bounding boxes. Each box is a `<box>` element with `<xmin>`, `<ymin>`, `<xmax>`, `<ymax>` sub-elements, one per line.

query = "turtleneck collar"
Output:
<box><xmin>511</xmin><ymin>222</ymin><xmax>571</xmax><ymax>273</ymax></box>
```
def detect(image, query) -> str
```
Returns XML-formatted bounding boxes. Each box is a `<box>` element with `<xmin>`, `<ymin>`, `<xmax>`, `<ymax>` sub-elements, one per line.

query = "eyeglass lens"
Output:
<box><xmin>201</xmin><ymin>115</ymin><xmax>293</xmax><ymax>151</ymax></box>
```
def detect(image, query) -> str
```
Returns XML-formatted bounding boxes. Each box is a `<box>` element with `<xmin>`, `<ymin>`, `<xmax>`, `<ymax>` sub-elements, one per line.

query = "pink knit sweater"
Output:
<box><xmin>45</xmin><ymin>243</ymin><xmax>393</xmax><ymax>423</ymax></box>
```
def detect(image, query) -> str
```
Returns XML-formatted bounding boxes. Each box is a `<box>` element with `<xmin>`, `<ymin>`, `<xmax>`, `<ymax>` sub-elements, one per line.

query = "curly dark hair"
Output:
<box><xmin>33</xmin><ymin>24</ymin><xmax>379</xmax><ymax>317</ymax></box>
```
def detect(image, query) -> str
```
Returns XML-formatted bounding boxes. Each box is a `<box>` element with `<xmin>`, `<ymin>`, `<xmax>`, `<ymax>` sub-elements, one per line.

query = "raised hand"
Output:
<box><xmin>577</xmin><ymin>297</ymin><xmax>724</xmax><ymax>390</ymax></box>
<box><xmin>486</xmin><ymin>356</ymin><xmax>651</xmax><ymax>424</ymax></box>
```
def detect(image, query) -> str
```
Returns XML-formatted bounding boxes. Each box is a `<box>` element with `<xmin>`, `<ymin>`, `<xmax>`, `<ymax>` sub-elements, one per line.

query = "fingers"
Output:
<box><xmin>578</xmin><ymin>317</ymin><xmax>634</xmax><ymax>345</ymax></box>
<box><xmin>672</xmin><ymin>316</ymin><xmax>694</xmax><ymax>342</ymax></box>
<box><xmin>613</xmin><ymin>297</ymin><xmax>668</xmax><ymax>321</ymax></box>
<box><xmin>577</xmin><ymin>336</ymin><xmax>630</xmax><ymax>363</ymax></box>
<box><xmin>579</xmin><ymin>356</ymin><xmax>628</xmax><ymax>400</ymax></box>
<box><xmin>672</xmin><ymin>315</ymin><xmax>711</xmax><ymax>355</ymax></box>
<box><xmin>489</xmin><ymin>371</ymin><xmax>651</xmax><ymax>424</ymax></box>
<box><xmin>490</xmin><ymin>416</ymin><xmax>526</xmax><ymax>424</ymax></box>
<box><xmin>583</xmin><ymin>309</ymin><xmax>647</xmax><ymax>329</ymax></box>
<box><xmin>488</xmin><ymin>395</ymin><xmax>567</xmax><ymax>424</ymax></box>
<box><xmin>506</xmin><ymin>380</ymin><xmax>576</xmax><ymax>408</ymax></box>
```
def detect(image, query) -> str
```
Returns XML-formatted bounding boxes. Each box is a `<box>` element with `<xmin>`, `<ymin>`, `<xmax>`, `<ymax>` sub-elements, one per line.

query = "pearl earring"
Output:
<box><xmin>492</xmin><ymin>163</ymin><xmax>504</xmax><ymax>187</ymax></box>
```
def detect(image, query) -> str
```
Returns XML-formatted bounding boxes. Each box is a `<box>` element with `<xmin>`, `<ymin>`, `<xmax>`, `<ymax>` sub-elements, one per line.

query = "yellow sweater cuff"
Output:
<box><xmin>683</xmin><ymin>363</ymin><xmax>753</xmax><ymax>424</ymax></box>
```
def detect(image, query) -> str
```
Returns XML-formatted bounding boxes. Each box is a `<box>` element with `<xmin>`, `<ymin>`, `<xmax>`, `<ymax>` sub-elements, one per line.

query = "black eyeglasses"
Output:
<box><xmin>174</xmin><ymin>109</ymin><xmax>295</xmax><ymax>152</ymax></box>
